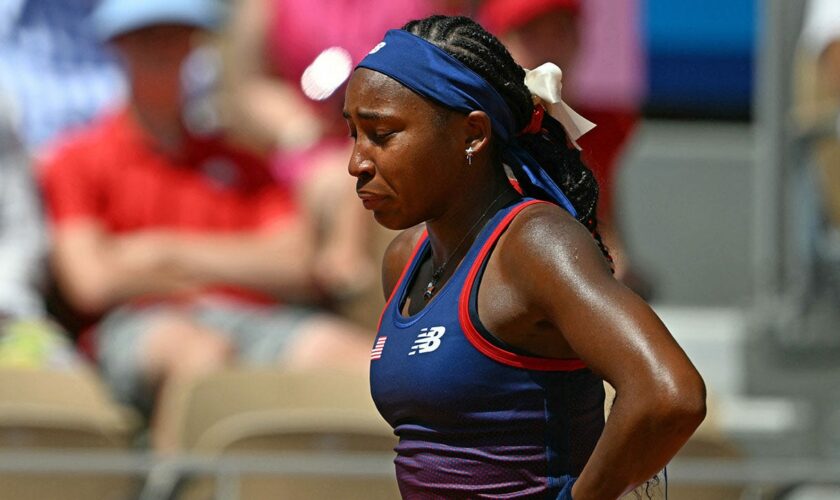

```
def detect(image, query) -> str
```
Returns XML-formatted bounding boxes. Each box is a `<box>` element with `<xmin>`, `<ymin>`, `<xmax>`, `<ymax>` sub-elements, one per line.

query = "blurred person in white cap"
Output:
<box><xmin>39</xmin><ymin>0</ymin><xmax>373</xmax><ymax>450</ymax></box>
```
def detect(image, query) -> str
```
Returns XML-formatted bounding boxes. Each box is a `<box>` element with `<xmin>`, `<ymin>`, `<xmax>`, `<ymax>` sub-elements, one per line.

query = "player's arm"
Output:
<box><xmin>502</xmin><ymin>203</ymin><xmax>706</xmax><ymax>499</ymax></box>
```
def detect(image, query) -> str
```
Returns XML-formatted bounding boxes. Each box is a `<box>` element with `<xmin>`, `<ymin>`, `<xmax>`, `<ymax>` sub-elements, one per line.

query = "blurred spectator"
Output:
<box><xmin>220</xmin><ymin>0</ymin><xmax>474</xmax><ymax>326</ymax></box>
<box><xmin>39</xmin><ymin>0</ymin><xmax>372</xmax><ymax>450</ymax></box>
<box><xmin>0</xmin><ymin>98</ymin><xmax>46</xmax><ymax>321</ymax></box>
<box><xmin>0</xmin><ymin>0</ymin><xmax>125</xmax><ymax>154</ymax></box>
<box><xmin>795</xmin><ymin>0</ymin><xmax>840</xmax><ymax>231</ymax></box>
<box><xmin>479</xmin><ymin>0</ymin><xmax>653</xmax><ymax>298</ymax></box>
<box><xmin>0</xmin><ymin>93</ymin><xmax>81</xmax><ymax>369</ymax></box>
<box><xmin>221</xmin><ymin>0</ymin><xmax>448</xmax><ymax>154</ymax></box>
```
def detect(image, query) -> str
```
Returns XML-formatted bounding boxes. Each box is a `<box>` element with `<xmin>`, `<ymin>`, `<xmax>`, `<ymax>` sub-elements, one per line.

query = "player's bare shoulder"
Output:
<box><xmin>497</xmin><ymin>201</ymin><xmax>612</xmax><ymax>282</ymax></box>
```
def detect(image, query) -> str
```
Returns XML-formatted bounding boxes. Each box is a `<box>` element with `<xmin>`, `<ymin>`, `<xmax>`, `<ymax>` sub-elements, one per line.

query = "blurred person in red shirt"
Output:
<box><xmin>39</xmin><ymin>0</ymin><xmax>372</xmax><ymax>450</ymax></box>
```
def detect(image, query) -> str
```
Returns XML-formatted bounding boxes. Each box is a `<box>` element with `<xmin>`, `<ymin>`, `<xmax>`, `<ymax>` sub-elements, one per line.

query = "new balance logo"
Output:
<box><xmin>409</xmin><ymin>327</ymin><xmax>446</xmax><ymax>355</ymax></box>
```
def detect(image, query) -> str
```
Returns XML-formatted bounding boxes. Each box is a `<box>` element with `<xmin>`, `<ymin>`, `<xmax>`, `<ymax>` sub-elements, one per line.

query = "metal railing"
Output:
<box><xmin>0</xmin><ymin>450</ymin><xmax>839</xmax><ymax>500</ymax></box>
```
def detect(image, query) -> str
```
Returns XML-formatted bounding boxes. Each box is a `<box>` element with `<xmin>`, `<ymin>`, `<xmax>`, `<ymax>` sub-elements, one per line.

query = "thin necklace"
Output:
<box><xmin>423</xmin><ymin>191</ymin><xmax>509</xmax><ymax>301</ymax></box>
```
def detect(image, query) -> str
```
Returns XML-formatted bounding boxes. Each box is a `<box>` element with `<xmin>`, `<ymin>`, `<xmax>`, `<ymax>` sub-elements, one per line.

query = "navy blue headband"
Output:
<box><xmin>356</xmin><ymin>29</ymin><xmax>577</xmax><ymax>216</ymax></box>
<box><xmin>357</xmin><ymin>29</ymin><xmax>517</xmax><ymax>142</ymax></box>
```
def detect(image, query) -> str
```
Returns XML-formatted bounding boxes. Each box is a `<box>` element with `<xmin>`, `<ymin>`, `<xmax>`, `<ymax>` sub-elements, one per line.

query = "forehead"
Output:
<box><xmin>113</xmin><ymin>25</ymin><xmax>197</xmax><ymax>63</ymax></box>
<box><xmin>344</xmin><ymin>68</ymin><xmax>437</xmax><ymax>116</ymax></box>
<box><xmin>114</xmin><ymin>25</ymin><xmax>197</xmax><ymax>46</ymax></box>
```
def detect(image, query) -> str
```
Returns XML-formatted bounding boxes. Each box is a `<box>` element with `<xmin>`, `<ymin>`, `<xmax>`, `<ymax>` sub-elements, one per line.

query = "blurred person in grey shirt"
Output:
<box><xmin>0</xmin><ymin>93</ymin><xmax>80</xmax><ymax>369</ymax></box>
<box><xmin>0</xmin><ymin>95</ymin><xmax>47</xmax><ymax>320</ymax></box>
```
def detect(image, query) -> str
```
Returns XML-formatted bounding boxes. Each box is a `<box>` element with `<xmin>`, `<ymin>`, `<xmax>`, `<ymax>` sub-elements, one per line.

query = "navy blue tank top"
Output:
<box><xmin>370</xmin><ymin>199</ymin><xmax>605</xmax><ymax>499</ymax></box>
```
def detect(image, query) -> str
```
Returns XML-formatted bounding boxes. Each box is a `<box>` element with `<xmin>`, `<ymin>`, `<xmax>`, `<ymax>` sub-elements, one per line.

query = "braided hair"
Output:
<box><xmin>402</xmin><ymin>15</ymin><xmax>612</xmax><ymax>264</ymax></box>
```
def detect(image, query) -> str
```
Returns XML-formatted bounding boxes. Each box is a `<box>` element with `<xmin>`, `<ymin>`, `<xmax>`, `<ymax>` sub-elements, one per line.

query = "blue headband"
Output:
<box><xmin>356</xmin><ymin>29</ymin><xmax>577</xmax><ymax>217</ymax></box>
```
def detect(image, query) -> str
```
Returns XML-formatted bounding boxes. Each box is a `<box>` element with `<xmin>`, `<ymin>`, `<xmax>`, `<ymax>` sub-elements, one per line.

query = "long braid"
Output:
<box><xmin>403</xmin><ymin>15</ymin><xmax>612</xmax><ymax>264</ymax></box>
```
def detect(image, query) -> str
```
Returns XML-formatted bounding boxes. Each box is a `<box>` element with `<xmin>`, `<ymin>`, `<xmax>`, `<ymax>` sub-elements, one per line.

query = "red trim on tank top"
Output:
<box><xmin>376</xmin><ymin>230</ymin><xmax>429</xmax><ymax>332</ymax></box>
<box><xmin>458</xmin><ymin>200</ymin><xmax>587</xmax><ymax>372</ymax></box>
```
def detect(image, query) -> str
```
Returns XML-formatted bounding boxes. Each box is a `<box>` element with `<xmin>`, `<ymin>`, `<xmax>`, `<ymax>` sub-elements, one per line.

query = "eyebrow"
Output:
<box><xmin>342</xmin><ymin>108</ymin><xmax>393</xmax><ymax>121</ymax></box>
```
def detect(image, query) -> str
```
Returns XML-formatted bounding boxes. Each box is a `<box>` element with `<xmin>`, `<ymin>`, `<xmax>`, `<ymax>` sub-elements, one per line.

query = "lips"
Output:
<box><xmin>357</xmin><ymin>191</ymin><xmax>386</xmax><ymax>210</ymax></box>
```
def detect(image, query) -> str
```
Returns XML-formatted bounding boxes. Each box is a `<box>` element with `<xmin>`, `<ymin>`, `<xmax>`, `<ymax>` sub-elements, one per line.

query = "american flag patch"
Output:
<box><xmin>370</xmin><ymin>336</ymin><xmax>387</xmax><ymax>360</ymax></box>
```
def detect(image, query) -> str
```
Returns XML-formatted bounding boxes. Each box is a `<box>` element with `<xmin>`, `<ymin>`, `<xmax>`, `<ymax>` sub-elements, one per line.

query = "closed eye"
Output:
<box><xmin>371</xmin><ymin>130</ymin><xmax>395</xmax><ymax>143</ymax></box>
<box><xmin>346</xmin><ymin>122</ymin><xmax>357</xmax><ymax>141</ymax></box>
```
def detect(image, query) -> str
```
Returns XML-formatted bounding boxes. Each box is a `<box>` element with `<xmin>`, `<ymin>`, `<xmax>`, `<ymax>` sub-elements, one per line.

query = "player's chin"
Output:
<box><xmin>372</xmin><ymin>210</ymin><xmax>419</xmax><ymax>231</ymax></box>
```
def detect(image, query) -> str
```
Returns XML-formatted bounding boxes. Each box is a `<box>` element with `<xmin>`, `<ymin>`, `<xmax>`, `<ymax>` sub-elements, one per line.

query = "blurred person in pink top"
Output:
<box><xmin>220</xmin><ymin>0</ymin><xmax>473</xmax><ymax>326</ymax></box>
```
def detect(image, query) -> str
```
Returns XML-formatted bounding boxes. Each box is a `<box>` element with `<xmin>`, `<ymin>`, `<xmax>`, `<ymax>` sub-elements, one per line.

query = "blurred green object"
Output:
<box><xmin>0</xmin><ymin>319</ymin><xmax>81</xmax><ymax>369</ymax></box>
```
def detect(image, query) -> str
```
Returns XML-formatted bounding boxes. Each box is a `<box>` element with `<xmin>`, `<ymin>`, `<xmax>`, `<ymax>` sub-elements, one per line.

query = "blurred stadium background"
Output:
<box><xmin>2</xmin><ymin>0</ymin><xmax>840</xmax><ymax>498</ymax></box>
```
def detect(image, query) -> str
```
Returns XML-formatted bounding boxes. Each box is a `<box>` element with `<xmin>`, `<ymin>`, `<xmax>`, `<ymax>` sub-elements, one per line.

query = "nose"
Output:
<box><xmin>347</xmin><ymin>148</ymin><xmax>375</xmax><ymax>179</ymax></box>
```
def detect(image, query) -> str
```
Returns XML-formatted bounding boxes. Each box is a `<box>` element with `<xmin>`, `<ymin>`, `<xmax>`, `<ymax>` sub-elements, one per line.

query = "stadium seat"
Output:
<box><xmin>167</xmin><ymin>368</ymin><xmax>399</xmax><ymax>499</ymax></box>
<box><xmin>0</xmin><ymin>367</ymin><xmax>142</xmax><ymax>500</ymax></box>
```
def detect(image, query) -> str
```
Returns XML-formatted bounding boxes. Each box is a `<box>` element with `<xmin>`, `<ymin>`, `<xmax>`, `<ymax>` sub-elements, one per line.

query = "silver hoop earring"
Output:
<box><xmin>465</xmin><ymin>146</ymin><xmax>474</xmax><ymax>166</ymax></box>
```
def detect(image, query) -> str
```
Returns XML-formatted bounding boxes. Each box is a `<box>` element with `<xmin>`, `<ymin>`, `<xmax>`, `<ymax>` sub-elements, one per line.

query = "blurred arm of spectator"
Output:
<box><xmin>115</xmin><ymin>220</ymin><xmax>318</xmax><ymax>297</ymax></box>
<box><xmin>47</xmin><ymin>222</ymin><xmax>197</xmax><ymax>316</ymax></box>
<box><xmin>218</xmin><ymin>0</ymin><xmax>323</xmax><ymax>153</ymax></box>
<box><xmin>0</xmin><ymin>102</ymin><xmax>47</xmax><ymax>319</ymax></box>
<box><xmin>44</xmin><ymin>197</ymin><xmax>318</xmax><ymax>316</ymax></box>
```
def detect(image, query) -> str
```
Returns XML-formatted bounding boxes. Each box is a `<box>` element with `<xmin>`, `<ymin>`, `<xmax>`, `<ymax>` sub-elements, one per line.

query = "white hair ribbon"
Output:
<box><xmin>524</xmin><ymin>62</ymin><xmax>596</xmax><ymax>149</ymax></box>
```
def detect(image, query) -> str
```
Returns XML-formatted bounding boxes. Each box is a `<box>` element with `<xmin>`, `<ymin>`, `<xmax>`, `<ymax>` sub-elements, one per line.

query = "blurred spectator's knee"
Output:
<box><xmin>141</xmin><ymin>317</ymin><xmax>235</xmax><ymax>384</ymax></box>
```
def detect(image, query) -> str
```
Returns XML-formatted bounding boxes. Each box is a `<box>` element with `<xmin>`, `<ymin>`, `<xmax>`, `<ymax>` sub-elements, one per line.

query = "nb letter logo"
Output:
<box><xmin>409</xmin><ymin>327</ymin><xmax>446</xmax><ymax>355</ymax></box>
